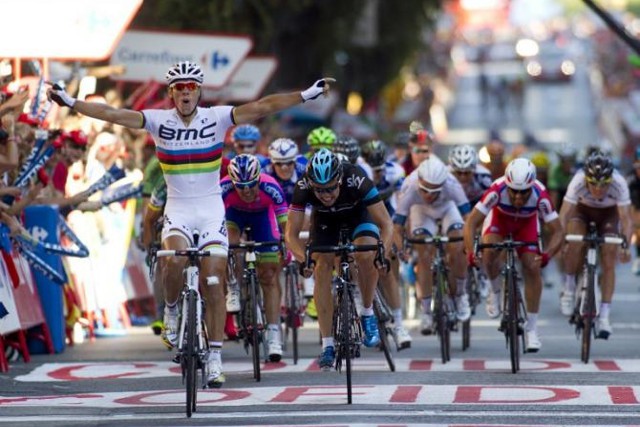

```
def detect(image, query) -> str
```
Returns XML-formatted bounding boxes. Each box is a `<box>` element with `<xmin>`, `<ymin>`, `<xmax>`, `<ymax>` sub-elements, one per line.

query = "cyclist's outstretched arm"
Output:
<box><xmin>233</xmin><ymin>77</ymin><xmax>335</xmax><ymax>124</ymax></box>
<box><xmin>285</xmin><ymin>209</ymin><xmax>306</xmax><ymax>263</ymax></box>
<box><xmin>47</xmin><ymin>85</ymin><xmax>144</xmax><ymax>129</ymax></box>
<box><xmin>558</xmin><ymin>199</ymin><xmax>577</xmax><ymax>232</ymax></box>
<box><xmin>463</xmin><ymin>207</ymin><xmax>485</xmax><ymax>254</ymax></box>
<box><xmin>367</xmin><ymin>200</ymin><xmax>393</xmax><ymax>255</ymax></box>
<box><xmin>544</xmin><ymin>217</ymin><xmax>564</xmax><ymax>258</ymax></box>
<box><xmin>618</xmin><ymin>204</ymin><xmax>634</xmax><ymax>249</ymax></box>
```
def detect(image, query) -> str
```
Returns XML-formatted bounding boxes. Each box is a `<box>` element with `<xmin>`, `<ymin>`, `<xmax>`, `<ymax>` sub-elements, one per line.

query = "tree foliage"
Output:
<box><xmin>132</xmin><ymin>0</ymin><xmax>441</xmax><ymax>99</ymax></box>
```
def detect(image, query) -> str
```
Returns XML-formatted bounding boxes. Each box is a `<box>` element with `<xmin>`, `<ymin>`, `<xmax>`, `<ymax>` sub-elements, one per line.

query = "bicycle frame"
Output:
<box><xmin>407</xmin><ymin>234</ymin><xmax>463</xmax><ymax>364</ymax></box>
<box><xmin>566</xmin><ymin>221</ymin><xmax>624</xmax><ymax>363</ymax></box>
<box><xmin>305</xmin><ymin>229</ymin><xmax>385</xmax><ymax>404</ymax></box>
<box><xmin>155</xmin><ymin>230</ymin><xmax>218</xmax><ymax>417</ymax></box>
<box><xmin>475</xmin><ymin>235</ymin><xmax>538</xmax><ymax>373</ymax></box>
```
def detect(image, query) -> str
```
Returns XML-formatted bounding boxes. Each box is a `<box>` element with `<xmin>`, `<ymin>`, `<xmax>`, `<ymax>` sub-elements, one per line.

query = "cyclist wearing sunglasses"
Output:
<box><xmin>222</xmin><ymin>154</ymin><xmax>288</xmax><ymax>361</ymax></box>
<box><xmin>448</xmin><ymin>145</ymin><xmax>492</xmax><ymax>206</ymax></box>
<box><xmin>229</xmin><ymin>124</ymin><xmax>266</xmax><ymax>164</ymax></box>
<box><xmin>285</xmin><ymin>148</ymin><xmax>394</xmax><ymax>369</ymax></box>
<box><xmin>393</xmin><ymin>155</ymin><xmax>472</xmax><ymax>334</ymax></box>
<box><xmin>47</xmin><ymin>60</ymin><xmax>335</xmax><ymax>388</ymax></box>
<box><xmin>463</xmin><ymin>158</ymin><xmax>564</xmax><ymax>352</ymax></box>
<box><xmin>401</xmin><ymin>124</ymin><xmax>434</xmax><ymax>176</ymax></box>
<box><xmin>361</xmin><ymin>139</ymin><xmax>412</xmax><ymax>349</ymax></box>
<box><xmin>262</xmin><ymin>138</ymin><xmax>307</xmax><ymax>205</ymax></box>
<box><xmin>558</xmin><ymin>151</ymin><xmax>633</xmax><ymax>338</ymax></box>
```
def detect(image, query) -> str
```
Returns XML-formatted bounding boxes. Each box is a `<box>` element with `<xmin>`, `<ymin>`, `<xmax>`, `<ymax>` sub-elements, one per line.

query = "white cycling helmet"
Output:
<box><xmin>449</xmin><ymin>145</ymin><xmax>477</xmax><ymax>171</ymax></box>
<box><xmin>268</xmin><ymin>138</ymin><xmax>298</xmax><ymax>163</ymax></box>
<box><xmin>504</xmin><ymin>158</ymin><xmax>536</xmax><ymax>190</ymax></box>
<box><xmin>165</xmin><ymin>61</ymin><xmax>204</xmax><ymax>85</ymax></box>
<box><xmin>417</xmin><ymin>155</ymin><xmax>448</xmax><ymax>186</ymax></box>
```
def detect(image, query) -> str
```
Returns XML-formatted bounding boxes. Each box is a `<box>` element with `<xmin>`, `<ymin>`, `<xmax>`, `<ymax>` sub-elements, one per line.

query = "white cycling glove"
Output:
<box><xmin>49</xmin><ymin>85</ymin><xmax>76</xmax><ymax>109</ymax></box>
<box><xmin>300</xmin><ymin>78</ymin><xmax>336</xmax><ymax>102</ymax></box>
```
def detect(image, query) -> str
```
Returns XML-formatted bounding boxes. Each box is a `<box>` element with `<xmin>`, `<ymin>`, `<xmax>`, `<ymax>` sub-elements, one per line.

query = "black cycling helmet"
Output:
<box><xmin>333</xmin><ymin>135</ymin><xmax>360</xmax><ymax>164</ymax></box>
<box><xmin>307</xmin><ymin>148</ymin><xmax>342</xmax><ymax>185</ymax></box>
<box><xmin>583</xmin><ymin>150</ymin><xmax>614</xmax><ymax>182</ymax></box>
<box><xmin>362</xmin><ymin>140</ymin><xmax>387</xmax><ymax>169</ymax></box>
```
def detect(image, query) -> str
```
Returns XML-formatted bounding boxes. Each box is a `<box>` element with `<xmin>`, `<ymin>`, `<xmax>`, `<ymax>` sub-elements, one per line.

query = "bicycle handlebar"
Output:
<box><xmin>406</xmin><ymin>236</ymin><xmax>464</xmax><ymax>245</ymax></box>
<box><xmin>565</xmin><ymin>234</ymin><xmax>624</xmax><ymax>245</ymax></box>
<box><xmin>304</xmin><ymin>241</ymin><xmax>387</xmax><ymax>273</ymax></box>
<box><xmin>229</xmin><ymin>240</ymin><xmax>282</xmax><ymax>251</ymax></box>
<box><xmin>156</xmin><ymin>248</ymin><xmax>216</xmax><ymax>257</ymax></box>
<box><xmin>475</xmin><ymin>240</ymin><xmax>538</xmax><ymax>250</ymax></box>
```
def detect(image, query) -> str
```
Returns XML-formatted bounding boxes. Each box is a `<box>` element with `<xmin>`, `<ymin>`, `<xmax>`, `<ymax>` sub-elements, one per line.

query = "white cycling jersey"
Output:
<box><xmin>143</xmin><ymin>106</ymin><xmax>234</xmax><ymax>199</ymax></box>
<box><xmin>448</xmin><ymin>163</ymin><xmax>492</xmax><ymax>204</ymax></box>
<box><xmin>393</xmin><ymin>169</ymin><xmax>471</xmax><ymax>226</ymax></box>
<box><xmin>563</xmin><ymin>169</ymin><xmax>631</xmax><ymax>208</ymax></box>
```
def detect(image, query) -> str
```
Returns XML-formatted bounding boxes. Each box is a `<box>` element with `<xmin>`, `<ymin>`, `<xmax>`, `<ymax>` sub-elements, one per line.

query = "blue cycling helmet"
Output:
<box><xmin>307</xmin><ymin>148</ymin><xmax>342</xmax><ymax>185</ymax></box>
<box><xmin>228</xmin><ymin>154</ymin><xmax>261</xmax><ymax>184</ymax></box>
<box><xmin>232</xmin><ymin>124</ymin><xmax>261</xmax><ymax>142</ymax></box>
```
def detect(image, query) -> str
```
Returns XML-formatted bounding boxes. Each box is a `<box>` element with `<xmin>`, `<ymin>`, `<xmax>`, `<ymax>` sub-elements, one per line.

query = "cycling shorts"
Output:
<box><xmin>571</xmin><ymin>204</ymin><xmax>619</xmax><ymax>236</ymax></box>
<box><xmin>225</xmin><ymin>207</ymin><xmax>281</xmax><ymax>263</ymax></box>
<box><xmin>409</xmin><ymin>200</ymin><xmax>464</xmax><ymax>237</ymax></box>
<box><xmin>161</xmin><ymin>194</ymin><xmax>228</xmax><ymax>255</ymax></box>
<box><xmin>482</xmin><ymin>209</ymin><xmax>539</xmax><ymax>255</ymax></box>
<box><xmin>310</xmin><ymin>207</ymin><xmax>379</xmax><ymax>246</ymax></box>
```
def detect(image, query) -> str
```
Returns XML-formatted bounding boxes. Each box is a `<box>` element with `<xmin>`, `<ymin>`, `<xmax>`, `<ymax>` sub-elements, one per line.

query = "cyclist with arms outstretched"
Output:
<box><xmin>48</xmin><ymin>61</ymin><xmax>335</xmax><ymax>387</ymax></box>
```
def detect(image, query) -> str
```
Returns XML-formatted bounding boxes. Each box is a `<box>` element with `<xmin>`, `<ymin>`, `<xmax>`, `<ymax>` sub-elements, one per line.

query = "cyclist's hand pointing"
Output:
<box><xmin>301</xmin><ymin>78</ymin><xmax>336</xmax><ymax>102</ymax></box>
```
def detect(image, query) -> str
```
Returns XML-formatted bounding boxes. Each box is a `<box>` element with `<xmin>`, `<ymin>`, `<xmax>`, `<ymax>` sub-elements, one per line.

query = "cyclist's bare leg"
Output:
<box><xmin>481</xmin><ymin>233</ymin><xmax>504</xmax><ymax>280</ymax></box>
<box><xmin>520</xmin><ymin>252</ymin><xmax>542</xmax><ymax>313</ymax></box>
<box><xmin>162</xmin><ymin>234</ymin><xmax>189</xmax><ymax>304</ymax></box>
<box><xmin>201</xmin><ymin>255</ymin><xmax>228</xmax><ymax>342</ymax></box>
<box><xmin>600</xmin><ymin>243</ymin><xmax>618</xmax><ymax>303</ymax></box>
<box><xmin>353</xmin><ymin>236</ymin><xmax>378</xmax><ymax>308</ymax></box>
<box><xmin>379</xmin><ymin>256</ymin><xmax>401</xmax><ymax>309</ymax></box>
<box><xmin>314</xmin><ymin>253</ymin><xmax>335</xmax><ymax>338</ymax></box>
<box><xmin>563</xmin><ymin>219</ymin><xmax>587</xmax><ymax>275</ymax></box>
<box><xmin>445</xmin><ymin>230</ymin><xmax>466</xmax><ymax>295</ymax></box>
<box><xmin>257</xmin><ymin>261</ymin><xmax>282</xmax><ymax>325</ymax></box>
<box><xmin>414</xmin><ymin>243</ymin><xmax>435</xmax><ymax>299</ymax></box>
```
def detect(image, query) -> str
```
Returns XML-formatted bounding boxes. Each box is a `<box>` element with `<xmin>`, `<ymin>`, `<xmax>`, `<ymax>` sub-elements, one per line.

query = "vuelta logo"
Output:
<box><xmin>158</xmin><ymin>123</ymin><xmax>217</xmax><ymax>141</ymax></box>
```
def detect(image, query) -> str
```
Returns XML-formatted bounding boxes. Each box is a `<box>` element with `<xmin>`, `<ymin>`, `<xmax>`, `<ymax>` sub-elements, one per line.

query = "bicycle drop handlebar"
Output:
<box><xmin>304</xmin><ymin>241</ymin><xmax>387</xmax><ymax>273</ymax></box>
<box><xmin>565</xmin><ymin>234</ymin><xmax>625</xmax><ymax>245</ymax></box>
<box><xmin>406</xmin><ymin>235</ymin><xmax>464</xmax><ymax>245</ymax></box>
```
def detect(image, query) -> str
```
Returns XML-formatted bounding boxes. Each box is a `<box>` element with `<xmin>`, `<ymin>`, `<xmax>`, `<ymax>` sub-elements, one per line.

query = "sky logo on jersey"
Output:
<box><xmin>347</xmin><ymin>175</ymin><xmax>365</xmax><ymax>189</ymax></box>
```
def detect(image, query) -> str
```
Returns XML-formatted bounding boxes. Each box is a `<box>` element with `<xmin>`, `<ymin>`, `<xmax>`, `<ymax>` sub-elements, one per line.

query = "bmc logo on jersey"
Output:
<box><xmin>347</xmin><ymin>175</ymin><xmax>365</xmax><ymax>189</ymax></box>
<box><xmin>158</xmin><ymin>122</ymin><xmax>216</xmax><ymax>141</ymax></box>
<box><xmin>263</xmin><ymin>183</ymin><xmax>284</xmax><ymax>205</ymax></box>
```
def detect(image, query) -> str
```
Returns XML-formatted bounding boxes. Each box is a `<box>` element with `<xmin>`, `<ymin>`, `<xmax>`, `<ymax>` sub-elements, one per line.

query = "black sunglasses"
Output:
<box><xmin>508</xmin><ymin>187</ymin><xmax>531</xmax><ymax>196</ymax></box>
<box><xmin>312</xmin><ymin>183</ymin><xmax>340</xmax><ymax>194</ymax></box>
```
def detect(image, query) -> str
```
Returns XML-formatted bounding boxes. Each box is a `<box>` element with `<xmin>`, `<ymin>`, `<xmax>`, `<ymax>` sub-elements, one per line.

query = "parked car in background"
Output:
<box><xmin>525</xmin><ymin>45</ymin><xmax>576</xmax><ymax>82</ymax></box>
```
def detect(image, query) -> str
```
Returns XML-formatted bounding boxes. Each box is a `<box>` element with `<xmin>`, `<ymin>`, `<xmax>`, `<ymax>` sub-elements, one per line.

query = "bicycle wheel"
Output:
<box><xmin>434</xmin><ymin>271</ymin><xmax>449</xmax><ymax>364</ymax></box>
<box><xmin>341</xmin><ymin>286</ymin><xmax>354</xmax><ymax>404</ymax></box>
<box><xmin>286</xmin><ymin>267</ymin><xmax>300</xmax><ymax>365</ymax></box>
<box><xmin>505</xmin><ymin>270</ymin><xmax>519</xmax><ymax>374</ymax></box>
<box><xmin>581</xmin><ymin>266</ymin><xmax>596</xmax><ymax>364</ymax></box>
<box><xmin>248</xmin><ymin>274</ymin><xmax>261</xmax><ymax>382</ymax></box>
<box><xmin>462</xmin><ymin>267</ymin><xmax>478</xmax><ymax>351</ymax></box>
<box><xmin>185</xmin><ymin>290</ymin><xmax>198</xmax><ymax>417</ymax></box>
<box><xmin>373</xmin><ymin>293</ymin><xmax>395</xmax><ymax>372</ymax></box>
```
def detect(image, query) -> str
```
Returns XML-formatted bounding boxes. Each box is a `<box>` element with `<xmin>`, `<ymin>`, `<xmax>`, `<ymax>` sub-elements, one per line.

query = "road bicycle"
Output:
<box><xmin>155</xmin><ymin>230</ymin><xmax>218</xmax><ymax>418</ymax></box>
<box><xmin>566</xmin><ymin>221</ymin><xmax>624</xmax><ymax>363</ymax></box>
<box><xmin>282</xmin><ymin>259</ymin><xmax>305</xmax><ymax>365</ymax></box>
<box><xmin>462</xmin><ymin>264</ymin><xmax>482</xmax><ymax>351</ymax></box>
<box><xmin>228</xmin><ymin>228</ymin><xmax>282</xmax><ymax>382</ymax></box>
<box><xmin>304</xmin><ymin>228</ymin><xmax>386</xmax><ymax>404</ymax></box>
<box><xmin>407</xmin><ymin>233</ymin><xmax>463</xmax><ymax>364</ymax></box>
<box><xmin>475</xmin><ymin>235</ymin><xmax>538</xmax><ymax>373</ymax></box>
